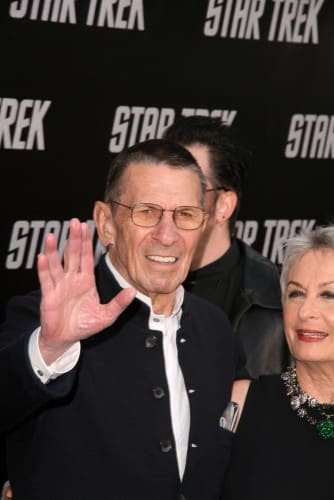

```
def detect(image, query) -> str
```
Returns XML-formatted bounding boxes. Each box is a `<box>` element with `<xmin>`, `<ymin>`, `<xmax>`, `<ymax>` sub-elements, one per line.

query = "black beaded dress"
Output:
<box><xmin>221</xmin><ymin>375</ymin><xmax>334</xmax><ymax>500</ymax></box>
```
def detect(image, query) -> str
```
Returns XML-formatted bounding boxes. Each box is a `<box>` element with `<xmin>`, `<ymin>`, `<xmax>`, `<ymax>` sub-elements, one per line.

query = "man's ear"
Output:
<box><xmin>93</xmin><ymin>201</ymin><xmax>115</xmax><ymax>246</ymax></box>
<box><xmin>215</xmin><ymin>190</ymin><xmax>238</xmax><ymax>224</ymax></box>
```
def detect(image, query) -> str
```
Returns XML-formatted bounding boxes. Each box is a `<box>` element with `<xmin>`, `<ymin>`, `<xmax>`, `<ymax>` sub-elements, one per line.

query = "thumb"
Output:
<box><xmin>106</xmin><ymin>287</ymin><xmax>137</xmax><ymax>319</ymax></box>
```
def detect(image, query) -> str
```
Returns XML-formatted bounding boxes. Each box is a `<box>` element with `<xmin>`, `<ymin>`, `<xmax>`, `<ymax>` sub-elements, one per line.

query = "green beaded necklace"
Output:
<box><xmin>281</xmin><ymin>367</ymin><xmax>334</xmax><ymax>440</ymax></box>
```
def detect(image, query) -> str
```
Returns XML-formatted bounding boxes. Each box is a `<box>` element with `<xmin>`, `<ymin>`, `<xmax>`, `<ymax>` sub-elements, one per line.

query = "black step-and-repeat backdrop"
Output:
<box><xmin>1</xmin><ymin>0</ymin><xmax>334</xmax><ymax>485</ymax></box>
<box><xmin>1</xmin><ymin>0</ymin><xmax>334</xmax><ymax>322</ymax></box>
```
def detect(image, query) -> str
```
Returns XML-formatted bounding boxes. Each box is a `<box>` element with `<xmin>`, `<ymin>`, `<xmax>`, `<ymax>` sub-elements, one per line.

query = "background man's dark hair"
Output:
<box><xmin>164</xmin><ymin>116</ymin><xmax>251</xmax><ymax>233</ymax></box>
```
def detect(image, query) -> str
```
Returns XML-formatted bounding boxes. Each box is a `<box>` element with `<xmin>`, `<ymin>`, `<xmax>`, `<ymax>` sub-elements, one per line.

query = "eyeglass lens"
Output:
<box><xmin>132</xmin><ymin>204</ymin><xmax>203</xmax><ymax>230</ymax></box>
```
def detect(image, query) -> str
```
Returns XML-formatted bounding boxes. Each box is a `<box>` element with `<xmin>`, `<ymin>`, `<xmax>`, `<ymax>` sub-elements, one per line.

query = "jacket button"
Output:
<box><xmin>145</xmin><ymin>335</ymin><xmax>157</xmax><ymax>348</ymax></box>
<box><xmin>152</xmin><ymin>387</ymin><xmax>165</xmax><ymax>399</ymax></box>
<box><xmin>160</xmin><ymin>439</ymin><xmax>173</xmax><ymax>453</ymax></box>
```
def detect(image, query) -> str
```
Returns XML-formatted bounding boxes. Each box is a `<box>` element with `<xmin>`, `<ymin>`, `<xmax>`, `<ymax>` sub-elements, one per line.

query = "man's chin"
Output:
<box><xmin>146</xmin><ymin>279</ymin><xmax>180</xmax><ymax>296</ymax></box>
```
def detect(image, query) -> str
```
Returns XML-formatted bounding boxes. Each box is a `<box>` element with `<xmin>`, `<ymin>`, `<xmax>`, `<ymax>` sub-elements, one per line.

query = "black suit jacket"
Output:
<box><xmin>0</xmin><ymin>257</ymin><xmax>236</xmax><ymax>500</ymax></box>
<box><xmin>185</xmin><ymin>239</ymin><xmax>289</xmax><ymax>378</ymax></box>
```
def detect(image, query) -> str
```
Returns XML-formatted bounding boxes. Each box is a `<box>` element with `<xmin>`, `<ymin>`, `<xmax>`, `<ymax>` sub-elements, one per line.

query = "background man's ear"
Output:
<box><xmin>93</xmin><ymin>201</ymin><xmax>115</xmax><ymax>246</ymax></box>
<box><xmin>215</xmin><ymin>191</ymin><xmax>238</xmax><ymax>223</ymax></box>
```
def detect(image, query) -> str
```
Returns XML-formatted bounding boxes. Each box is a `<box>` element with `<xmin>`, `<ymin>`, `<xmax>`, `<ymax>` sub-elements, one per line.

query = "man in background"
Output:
<box><xmin>164</xmin><ymin>116</ymin><xmax>289</xmax><ymax>377</ymax></box>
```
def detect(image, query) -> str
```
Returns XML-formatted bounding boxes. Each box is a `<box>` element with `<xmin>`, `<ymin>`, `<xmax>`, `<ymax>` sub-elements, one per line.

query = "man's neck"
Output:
<box><xmin>105</xmin><ymin>252</ymin><xmax>182</xmax><ymax>317</ymax></box>
<box><xmin>191</xmin><ymin>230</ymin><xmax>232</xmax><ymax>271</ymax></box>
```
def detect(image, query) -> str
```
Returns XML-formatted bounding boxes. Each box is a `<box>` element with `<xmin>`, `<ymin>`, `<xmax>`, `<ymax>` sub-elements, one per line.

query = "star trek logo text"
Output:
<box><xmin>204</xmin><ymin>0</ymin><xmax>324</xmax><ymax>44</ymax></box>
<box><xmin>0</xmin><ymin>98</ymin><xmax>51</xmax><ymax>150</ymax></box>
<box><xmin>108</xmin><ymin>106</ymin><xmax>237</xmax><ymax>153</ymax></box>
<box><xmin>9</xmin><ymin>0</ymin><xmax>145</xmax><ymax>30</ymax></box>
<box><xmin>285</xmin><ymin>114</ymin><xmax>334</xmax><ymax>159</ymax></box>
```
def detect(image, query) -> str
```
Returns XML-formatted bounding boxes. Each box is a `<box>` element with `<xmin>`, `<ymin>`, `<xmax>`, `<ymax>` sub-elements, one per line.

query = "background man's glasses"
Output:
<box><xmin>110</xmin><ymin>201</ymin><xmax>206</xmax><ymax>230</ymax></box>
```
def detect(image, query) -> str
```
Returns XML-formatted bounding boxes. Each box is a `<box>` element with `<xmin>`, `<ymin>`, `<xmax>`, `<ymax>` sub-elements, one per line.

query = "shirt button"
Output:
<box><xmin>160</xmin><ymin>439</ymin><xmax>173</xmax><ymax>453</ymax></box>
<box><xmin>152</xmin><ymin>387</ymin><xmax>165</xmax><ymax>399</ymax></box>
<box><xmin>145</xmin><ymin>335</ymin><xmax>157</xmax><ymax>348</ymax></box>
<box><xmin>179</xmin><ymin>338</ymin><xmax>186</xmax><ymax>343</ymax></box>
<box><xmin>153</xmin><ymin>317</ymin><xmax>160</xmax><ymax>323</ymax></box>
<box><xmin>36</xmin><ymin>369</ymin><xmax>44</xmax><ymax>377</ymax></box>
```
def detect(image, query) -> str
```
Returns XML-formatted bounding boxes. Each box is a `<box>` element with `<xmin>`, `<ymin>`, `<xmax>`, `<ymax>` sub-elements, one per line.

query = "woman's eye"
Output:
<box><xmin>287</xmin><ymin>289</ymin><xmax>303</xmax><ymax>299</ymax></box>
<box><xmin>321</xmin><ymin>291</ymin><xmax>334</xmax><ymax>299</ymax></box>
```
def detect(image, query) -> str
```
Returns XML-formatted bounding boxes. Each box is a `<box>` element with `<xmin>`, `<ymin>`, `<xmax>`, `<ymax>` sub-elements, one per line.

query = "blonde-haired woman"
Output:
<box><xmin>222</xmin><ymin>225</ymin><xmax>334</xmax><ymax>499</ymax></box>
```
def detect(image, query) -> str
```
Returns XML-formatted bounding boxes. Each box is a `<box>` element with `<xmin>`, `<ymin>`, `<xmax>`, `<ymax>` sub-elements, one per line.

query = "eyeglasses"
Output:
<box><xmin>205</xmin><ymin>186</ymin><xmax>229</xmax><ymax>193</ymax></box>
<box><xmin>110</xmin><ymin>201</ymin><xmax>206</xmax><ymax>230</ymax></box>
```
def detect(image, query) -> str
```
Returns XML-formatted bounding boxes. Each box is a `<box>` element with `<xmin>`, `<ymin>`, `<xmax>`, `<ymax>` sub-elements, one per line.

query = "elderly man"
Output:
<box><xmin>0</xmin><ymin>139</ymin><xmax>236</xmax><ymax>500</ymax></box>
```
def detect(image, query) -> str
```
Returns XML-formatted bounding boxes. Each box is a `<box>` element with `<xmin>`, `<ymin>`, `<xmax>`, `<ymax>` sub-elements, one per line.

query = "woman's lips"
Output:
<box><xmin>297</xmin><ymin>329</ymin><xmax>328</xmax><ymax>341</ymax></box>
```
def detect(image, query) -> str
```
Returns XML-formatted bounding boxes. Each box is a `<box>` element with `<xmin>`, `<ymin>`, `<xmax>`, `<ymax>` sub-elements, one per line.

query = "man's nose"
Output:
<box><xmin>151</xmin><ymin>211</ymin><xmax>180</xmax><ymax>245</ymax></box>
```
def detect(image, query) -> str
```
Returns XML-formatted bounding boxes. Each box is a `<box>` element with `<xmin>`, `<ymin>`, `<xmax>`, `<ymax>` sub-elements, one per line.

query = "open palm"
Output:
<box><xmin>37</xmin><ymin>219</ymin><xmax>135</xmax><ymax>363</ymax></box>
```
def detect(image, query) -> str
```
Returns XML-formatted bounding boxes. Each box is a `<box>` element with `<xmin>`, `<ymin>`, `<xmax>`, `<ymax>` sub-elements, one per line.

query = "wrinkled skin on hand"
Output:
<box><xmin>37</xmin><ymin>218</ymin><xmax>136</xmax><ymax>364</ymax></box>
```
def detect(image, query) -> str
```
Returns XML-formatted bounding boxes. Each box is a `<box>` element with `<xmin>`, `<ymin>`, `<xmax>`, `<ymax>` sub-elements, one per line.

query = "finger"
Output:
<box><xmin>105</xmin><ymin>288</ymin><xmax>136</xmax><ymax>322</ymax></box>
<box><xmin>1</xmin><ymin>481</ymin><xmax>12</xmax><ymax>500</ymax></box>
<box><xmin>37</xmin><ymin>253</ymin><xmax>56</xmax><ymax>296</ymax></box>
<box><xmin>42</xmin><ymin>232</ymin><xmax>64</xmax><ymax>283</ymax></box>
<box><xmin>80</xmin><ymin>222</ymin><xmax>95</xmax><ymax>275</ymax></box>
<box><xmin>64</xmin><ymin>218</ymin><xmax>83</xmax><ymax>273</ymax></box>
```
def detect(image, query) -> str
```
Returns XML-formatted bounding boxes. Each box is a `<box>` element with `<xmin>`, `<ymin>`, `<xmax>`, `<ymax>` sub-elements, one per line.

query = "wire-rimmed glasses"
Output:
<box><xmin>110</xmin><ymin>201</ymin><xmax>206</xmax><ymax>230</ymax></box>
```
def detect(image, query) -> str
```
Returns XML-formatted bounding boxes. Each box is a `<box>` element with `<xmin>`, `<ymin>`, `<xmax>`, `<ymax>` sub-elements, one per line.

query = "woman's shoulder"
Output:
<box><xmin>231</xmin><ymin>379</ymin><xmax>251</xmax><ymax>407</ymax></box>
<box><xmin>231</xmin><ymin>375</ymin><xmax>283</xmax><ymax>430</ymax></box>
<box><xmin>231</xmin><ymin>379</ymin><xmax>251</xmax><ymax>430</ymax></box>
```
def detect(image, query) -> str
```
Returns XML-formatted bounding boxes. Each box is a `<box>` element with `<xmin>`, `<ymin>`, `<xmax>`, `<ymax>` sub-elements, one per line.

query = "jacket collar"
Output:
<box><xmin>236</xmin><ymin>239</ymin><xmax>282</xmax><ymax>310</ymax></box>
